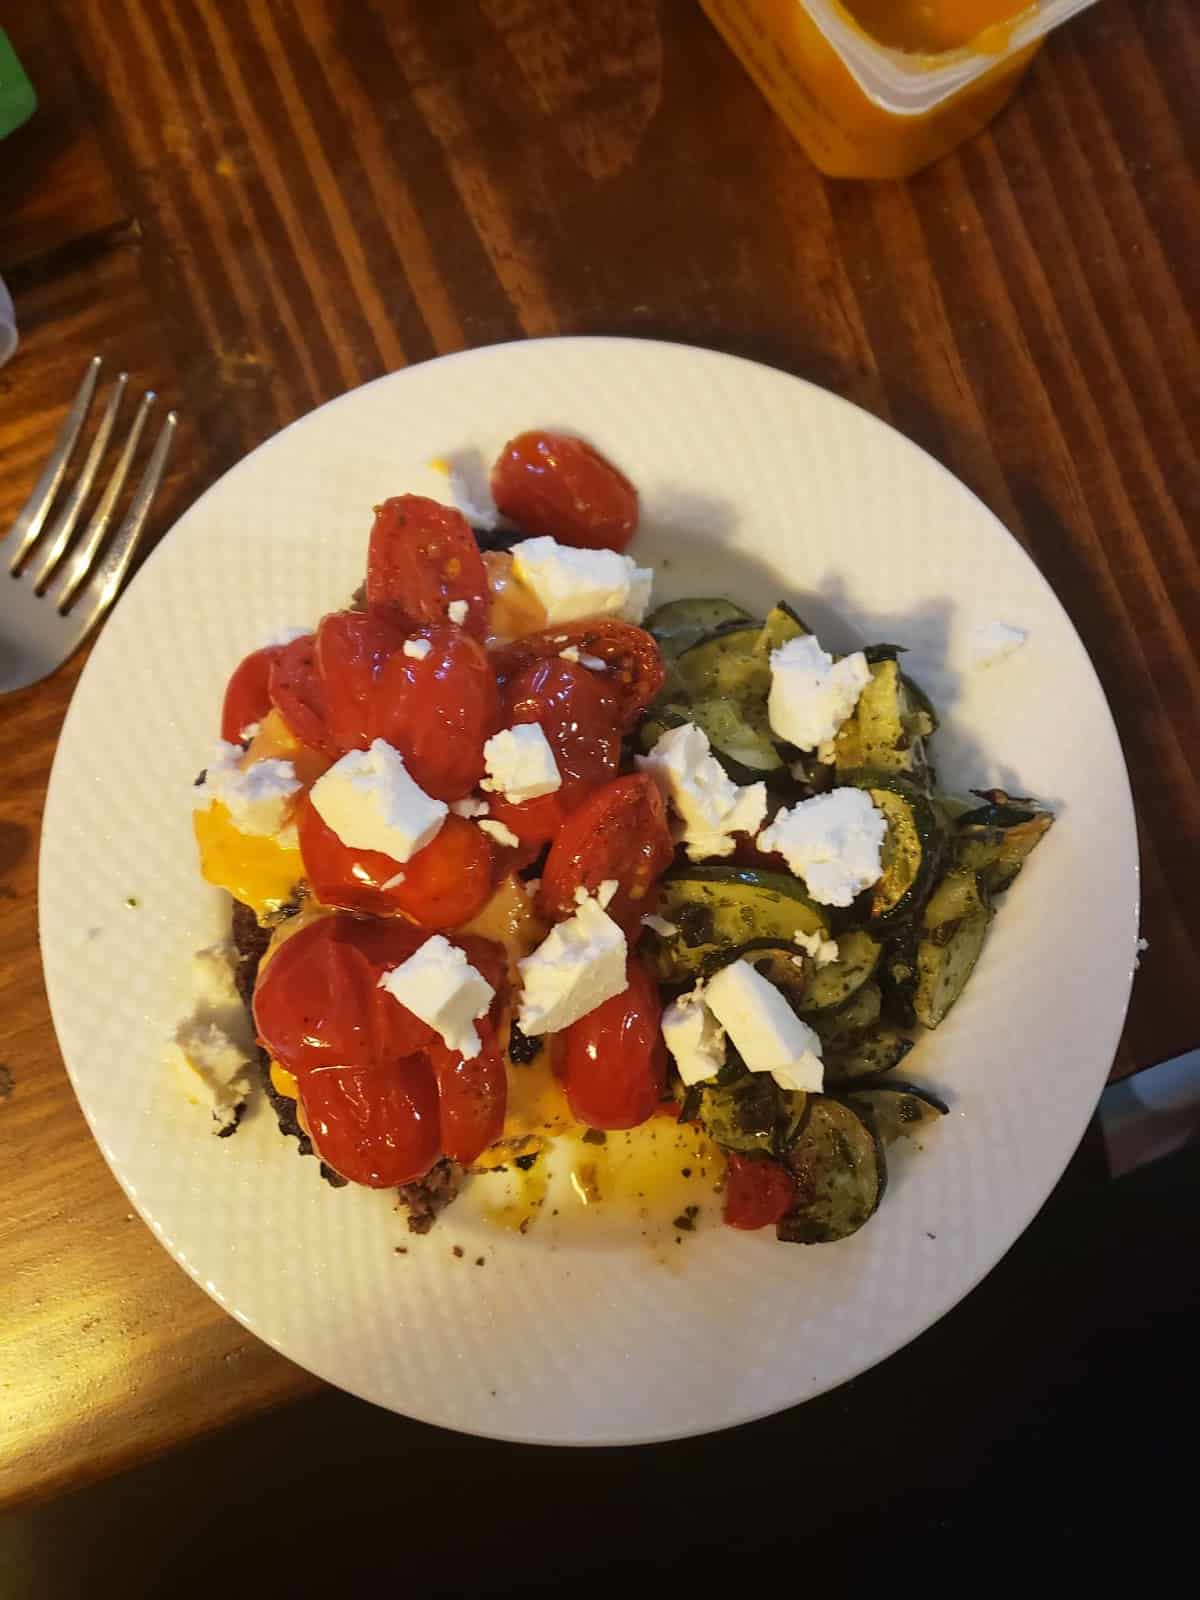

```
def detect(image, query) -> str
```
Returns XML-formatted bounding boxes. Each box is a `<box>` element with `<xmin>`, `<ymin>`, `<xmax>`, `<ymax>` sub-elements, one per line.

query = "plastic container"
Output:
<box><xmin>700</xmin><ymin>0</ymin><xmax>1100</xmax><ymax>179</ymax></box>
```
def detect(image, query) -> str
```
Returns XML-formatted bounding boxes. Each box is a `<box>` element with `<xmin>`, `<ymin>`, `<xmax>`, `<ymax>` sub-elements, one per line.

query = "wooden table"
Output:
<box><xmin>0</xmin><ymin>0</ymin><xmax>1195</xmax><ymax>1510</ymax></box>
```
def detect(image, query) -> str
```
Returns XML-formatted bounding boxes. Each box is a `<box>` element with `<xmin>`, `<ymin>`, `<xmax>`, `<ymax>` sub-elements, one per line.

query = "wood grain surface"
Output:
<box><xmin>0</xmin><ymin>0</ymin><xmax>1195</xmax><ymax>1507</ymax></box>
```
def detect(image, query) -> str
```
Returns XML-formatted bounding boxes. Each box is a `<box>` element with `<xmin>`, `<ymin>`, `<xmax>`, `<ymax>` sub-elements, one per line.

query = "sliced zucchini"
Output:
<box><xmin>878</xmin><ymin>930</ymin><xmax>919</xmax><ymax>1029</ymax></box>
<box><xmin>824</xmin><ymin>1027</ymin><xmax>914</xmax><ymax>1083</ymax></box>
<box><xmin>709</xmin><ymin>939</ymin><xmax>811</xmax><ymax>1008</ymax></box>
<box><xmin>646</xmin><ymin>598</ymin><xmax>754</xmax><ymax>660</ymax></box>
<box><xmin>901</xmin><ymin>672</ymin><xmax>939</xmax><ymax>738</ymax></box>
<box><xmin>846</xmin><ymin>1082</ymin><xmax>949</xmax><ymax>1144</ymax></box>
<box><xmin>776</xmin><ymin>1097</ymin><xmax>885</xmax><ymax>1245</ymax></box>
<box><xmin>802</xmin><ymin>928</ymin><xmax>882</xmax><ymax>1012</ymax></box>
<box><xmin>835</xmin><ymin>660</ymin><xmax>930</xmax><ymax>783</ymax></box>
<box><xmin>698</xmin><ymin>1073</ymin><xmax>781</xmax><ymax>1155</ymax></box>
<box><xmin>809</xmin><ymin>980</ymin><xmax>882</xmax><ymax>1045</ymax></box>
<box><xmin>913</xmin><ymin>868</ymin><xmax>993</xmax><ymax>1029</ymax></box>
<box><xmin>754</xmin><ymin>602</ymin><xmax>809</xmax><ymax>657</ymax></box>
<box><xmin>647</xmin><ymin>867</ymin><xmax>829</xmax><ymax>983</ymax></box>
<box><xmin>853</xmin><ymin>776</ymin><xmax>946</xmax><ymax>928</ymax></box>
<box><xmin>688</xmin><ymin>695</ymin><xmax>783</xmax><ymax>775</ymax></box>
<box><xmin>955</xmin><ymin>790</ymin><xmax>1053</xmax><ymax>895</ymax></box>
<box><xmin>676</xmin><ymin>623</ymin><xmax>768</xmax><ymax>702</ymax></box>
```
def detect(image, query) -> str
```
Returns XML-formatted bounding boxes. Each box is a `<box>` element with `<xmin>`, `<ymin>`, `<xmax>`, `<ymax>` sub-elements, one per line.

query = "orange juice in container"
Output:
<box><xmin>699</xmin><ymin>0</ymin><xmax>1101</xmax><ymax>178</ymax></box>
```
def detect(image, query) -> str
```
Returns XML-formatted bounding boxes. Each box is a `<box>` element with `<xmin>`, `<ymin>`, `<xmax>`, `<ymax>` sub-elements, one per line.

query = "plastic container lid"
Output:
<box><xmin>803</xmin><ymin>0</ymin><xmax>1100</xmax><ymax>114</ymax></box>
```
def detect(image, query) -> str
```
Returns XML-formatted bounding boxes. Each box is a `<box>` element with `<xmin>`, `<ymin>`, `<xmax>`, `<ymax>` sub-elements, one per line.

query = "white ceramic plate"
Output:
<box><xmin>40</xmin><ymin>339</ymin><xmax>1138</xmax><ymax>1444</ymax></box>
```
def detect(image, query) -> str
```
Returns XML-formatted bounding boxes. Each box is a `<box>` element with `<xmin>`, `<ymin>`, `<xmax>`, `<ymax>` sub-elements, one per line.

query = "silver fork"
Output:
<box><xmin>1</xmin><ymin>357</ymin><xmax>178</xmax><ymax>693</ymax></box>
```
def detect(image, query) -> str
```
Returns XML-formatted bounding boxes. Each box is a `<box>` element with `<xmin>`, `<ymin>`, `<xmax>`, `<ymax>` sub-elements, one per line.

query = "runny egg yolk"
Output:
<box><xmin>193</xmin><ymin>801</ymin><xmax>304</xmax><ymax>920</ymax></box>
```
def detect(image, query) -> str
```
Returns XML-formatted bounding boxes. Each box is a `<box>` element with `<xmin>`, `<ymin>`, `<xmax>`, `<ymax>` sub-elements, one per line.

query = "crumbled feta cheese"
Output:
<box><xmin>558</xmin><ymin>646</ymin><xmax>581</xmax><ymax>663</ymax></box>
<box><xmin>450</xmin><ymin>796</ymin><xmax>490</xmax><ymax>818</ymax></box>
<box><xmin>511</xmin><ymin>536</ymin><xmax>653</xmax><ymax>625</ymax></box>
<box><xmin>557</xmin><ymin>644</ymin><xmax>608</xmax><ymax>671</ymax></box>
<box><xmin>379</xmin><ymin>935</ymin><xmax>495</xmax><ymax>1059</ymax></box>
<box><xmin>192</xmin><ymin>941</ymin><xmax>243</xmax><ymax>1011</ymax></box>
<box><xmin>703</xmin><ymin>960</ymin><xmax>823</xmax><ymax>1093</ymax></box>
<box><xmin>637</xmin><ymin>722</ymin><xmax>766</xmax><ymax>862</ymax></box>
<box><xmin>661</xmin><ymin>987</ymin><xmax>727</xmax><ymax>1087</ymax></box>
<box><xmin>523</xmin><ymin>877</ymin><xmax>541</xmax><ymax>899</ymax></box>
<box><xmin>641</xmin><ymin>913</ymin><xmax>679</xmax><ymax>938</ymax></box>
<box><xmin>171</xmin><ymin>1020</ymin><xmax>254</xmax><ymax>1132</ymax></box>
<box><xmin>767</xmin><ymin>634</ymin><xmax>871</xmax><ymax>752</ymax></box>
<box><xmin>447</xmin><ymin>599</ymin><xmax>469</xmax><ymax>625</ymax></box>
<box><xmin>193</xmin><ymin>742</ymin><xmax>300</xmax><ymax>836</ymax></box>
<box><xmin>757</xmin><ymin>788</ymin><xmax>886</xmax><ymax>908</ymax></box>
<box><xmin>517</xmin><ymin>896</ymin><xmax>628</xmax><ymax>1036</ymax></box>
<box><xmin>310</xmin><ymin>739</ymin><xmax>446</xmax><ymax>863</ymax></box>
<box><xmin>816</xmin><ymin>738</ymin><xmax>837</xmax><ymax>767</ymax></box>
<box><xmin>969</xmin><ymin>621</ymin><xmax>1028</xmax><ymax>669</ymax></box>
<box><xmin>239</xmin><ymin>720</ymin><xmax>262</xmax><ymax>743</ymax></box>
<box><xmin>431</xmin><ymin>458</ymin><xmax>502</xmax><ymax>530</ymax></box>
<box><xmin>578</xmin><ymin>879</ymin><xmax>619</xmax><ymax>911</ymax></box>
<box><xmin>793</xmin><ymin>928</ymin><xmax>840</xmax><ymax>968</ymax></box>
<box><xmin>479</xmin><ymin>818</ymin><xmax>520</xmax><ymax>849</ymax></box>
<box><xmin>482</xmin><ymin>723</ymin><xmax>562</xmax><ymax>804</ymax></box>
<box><xmin>403</xmin><ymin>637</ymin><xmax>433</xmax><ymax>661</ymax></box>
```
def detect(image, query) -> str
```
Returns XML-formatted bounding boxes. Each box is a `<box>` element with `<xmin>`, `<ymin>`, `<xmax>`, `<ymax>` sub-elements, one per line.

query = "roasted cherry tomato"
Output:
<box><xmin>268</xmin><ymin>633</ymin><xmax>339</xmax><ymax>756</ymax></box>
<box><xmin>374</xmin><ymin>624</ymin><xmax>500</xmax><ymax>801</ymax></box>
<box><xmin>366</xmin><ymin>495</ymin><xmax>489</xmax><ymax>639</ymax></box>
<box><xmin>491</xmin><ymin>619</ymin><xmax>664</xmax><ymax>731</ymax></box>
<box><xmin>538</xmin><ymin>773</ymin><xmax>673</xmax><ymax>935</ymax></box>
<box><xmin>253</xmin><ymin>914</ymin><xmax>433</xmax><ymax>1076</ymax></box>
<box><xmin>562</xmin><ymin>955</ymin><xmax>667</xmax><ymax>1129</ymax></box>
<box><xmin>485</xmin><ymin>658</ymin><xmax>622</xmax><ymax>845</ymax></box>
<box><xmin>491</xmin><ymin>431</ymin><xmax>638</xmax><ymax>552</ymax></box>
<box><xmin>221</xmin><ymin>645</ymin><xmax>282</xmax><ymax>744</ymax></box>
<box><xmin>298</xmin><ymin>801</ymin><xmax>494</xmax><ymax>929</ymax></box>
<box><xmin>299</xmin><ymin>1057</ymin><xmax>442</xmax><ymax>1188</ymax></box>
<box><xmin>315</xmin><ymin>610</ymin><xmax>409</xmax><ymax>753</ymax></box>
<box><xmin>722</xmin><ymin>1152</ymin><xmax>797</xmax><ymax>1231</ymax></box>
<box><xmin>428</xmin><ymin>1019</ymin><xmax>507</xmax><ymax>1166</ymax></box>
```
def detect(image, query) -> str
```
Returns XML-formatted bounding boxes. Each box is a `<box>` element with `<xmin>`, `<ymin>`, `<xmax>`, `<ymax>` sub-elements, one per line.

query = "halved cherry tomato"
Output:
<box><xmin>253</xmin><ymin>913</ymin><xmax>433</xmax><ymax>1076</ymax></box>
<box><xmin>538</xmin><ymin>773</ymin><xmax>673</xmax><ymax>935</ymax></box>
<box><xmin>491</xmin><ymin>619</ymin><xmax>664</xmax><ymax>731</ymax></box>
<box><xmin>221</xmin><ymin>645</ymin><xmax>282</xmax><ymax>744</ymax></box>
<box><xmin>268</xmin><ymin>633</ymin><xmax>339</xmax><ymax>756</ymax></box>
<box><xmin>374</xmin><ymin>624</ymin><xmax>500</xmax><ymax>801</ymax></box>
<box><xmin>491</xmin><ymin>431</ymin><xmax>638</xmax><ymax>552</ymax></box>
<box><xmin>316</xmin><ymin>610</ymin><xmax>409</xmax><ymax>753</ymax></box>
<box><xmin>299</xmin><ymin>1057</ymin><xmax>442</xmax><ymax>1188</ymax></box>
<box><xmin>366</xmin><ymin>495</ymin><xmax>489</xmax><ymax>639</ymax></box>
<box><xmin>298</xmin><ymin>800</ymin><xmax>494</xmax><ymax>930</ymax></box>
<box><xmin>428</xmin><ymin>1018</ymin><xmax>507</xmax><ymax>1166</ymax></box>
<box><xmin>722</xmin><ymin>1152</ymin><xmax>797</xmax><ymax>1231</ymax></box>
<box><xmin>485</xmin><ymin>658</ymin><xmax>622</xmax><ymax>845</ymax></box>
<box><xmin>562</xmin><ymin>955</ymin><xmax>667</xmax><ymax>1130</ymax></box>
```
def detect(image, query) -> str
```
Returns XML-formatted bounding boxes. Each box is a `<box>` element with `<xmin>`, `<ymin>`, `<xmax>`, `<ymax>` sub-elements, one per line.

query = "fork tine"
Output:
<box><xmin>31</xmin><ymin>372</ymin><xmax>129</xmax><ymax>594</ymax></box>
<box><xmin>66</xmin><ymin>409</ymin><xmax>178</xmax><ymax>639</ymax></box>
<box><xmin>7</xmin><ymin>356</ymin><xmax>102</xmax><ymax>575</ymax></box>
<box><xmin>56</xmin><ymin>390</ymin><xmax>155</xmax><ymax>613</ymax></box>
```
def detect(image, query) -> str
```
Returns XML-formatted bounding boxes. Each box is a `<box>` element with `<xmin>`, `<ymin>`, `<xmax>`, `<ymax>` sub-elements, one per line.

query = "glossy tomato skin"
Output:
<box><xmin>315</xmin><ymin>610</ymin><xmax>408</xmax><ymax>753</ymax></box>
<box><xmin>538</xmin><ymin>773</ymin><xmax>673</xmax><ymax>935</ymax></box>
<box><xmin>298</xmin><ymin>800</ymin><xmax>494</xmax><ymax>929</ymax></box>
<box><xmin>268</xmin><ymin>633</ymin><xmax>341</xmax><ymax>757</ymax></box>
<box><xmin>253</xmin><ymin>913</ymin><xmax>433</xmax><ymax>1076</ymax></box>
<box><xmin>562</xmin><ymin>955</ymin><xmax>667</xmax><ymax>1130</ymax></box>
<box><xmin>366</xmin><ymin>495</ymin><xmax>489</xmax><ymax>640</ymax></box>
<box><xmin>428</xmin><ymin>1019</ymin><xmax>507</xmax><ymax>1166</ymax></box>
<box><xmin>485</xmin><ymin>657</ymin><xmax>622</xmax><ymax>845</ymax></box>
<box><xmin>722</xmin><ymin>1153</ymin><xmax>797</xmax><ymax>1231</ymax></box>
<box><xmin>374</xmin><ymin>625</ymin><xmax>500</xmax><ymax>801</ymax></box>
<box><xmin>221</xmin><ymin>646</ymin><xmax>282</xmax><ymax>744</ymax></box>
<box><xmin>299</xmin><ymin>1057</ymin><xmax>442</xmax><ymax>1188</ymax></box>
<box><xmin>490</xmin><ymin>431</ymin><xmax>638</xmax><ymax>553</ymax></box>
<box><xmin>491</xmin><ymin>619</ymin><xmax>663</xmax><ymax>731</ymax></box>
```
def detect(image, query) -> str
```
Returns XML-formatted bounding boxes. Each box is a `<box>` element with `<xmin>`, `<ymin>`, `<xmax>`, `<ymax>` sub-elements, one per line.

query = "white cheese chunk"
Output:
<box><xmin>641</xmin><ymin>913</ymin><xmax>679</xmax><ymax>938</ymax></box>
<box><xmin>379</xmin><ymin>935</ymin><xmax>495</xmax><ymax>1059</ymax></box>
<box><xmin>703</xmin><ymin>960</ymin><xmax>824</xmax><ymax>1093</ymax></box>
<box><xmin>757</xmin><ymin>788</ymin><xmax>886</xmax><ymax>908</ymax></box>
<box><xmin>450</xmin><ymin>796</ymin><xmax>490</xmax><ymax>818</ymax></box>
<box><xmin>969</xmin><ymin>620</ymin><xmax>1027</xmax><ymax>668</ymax></box>
<box><xmin>447</xmin><ymin>599</ymin><xmax>469</xmax><ymax>625</ymax></box>
<box><xmin>637</xmin><ymin>722</ymin><xmax>766</xmax><ymax>862</ymax></box>
<box><xmin>661</xmin><ymin>987</ymin><xmax>727</xmax><ymax>1087</ymax></box>
<box><xmin>767</xmin><ymin>634</ymin><xmax>871</xmax><ymax>752</ymax></box>
<box><xmin>310</xmin><ymin>739</ymin><xmax>446</xmax><ymax>863</ymax></box>
<box><xmin>171</xmin><ymin>1020</ymin><xmax>254</xmax><ymax>1132</ymax></box>
<box><xmin>193</xmin><ymin>742</ymin><xmax>300</xmax><ymax>836</ymax></box>
<box><xmin>517</xmin><ymin>896</ymin><xmax>628</xmax><ymax>1036</ymax></box>
<box><xmin>511</xmin><ymin>536</ymin><xmax>652</xmax><ymax>625</ymax></box>
<box><xmin>478</xmin><ymin>818</ymin><xmax>520</xmax><ymax>849</ymax></box>
<box><xmin>403</xmin><ymin>637</ymin><xmax>433</xmax><ymax>661</ymax></box>
<box><xmin>793</xmin><ymin>928</ymin><xmax>840</xmax><ymax>968</ymax></box>
<box><xmin>482</xmin><ymin>723</ymin><xmax>562</xmax><ymax>804</ymax></box>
